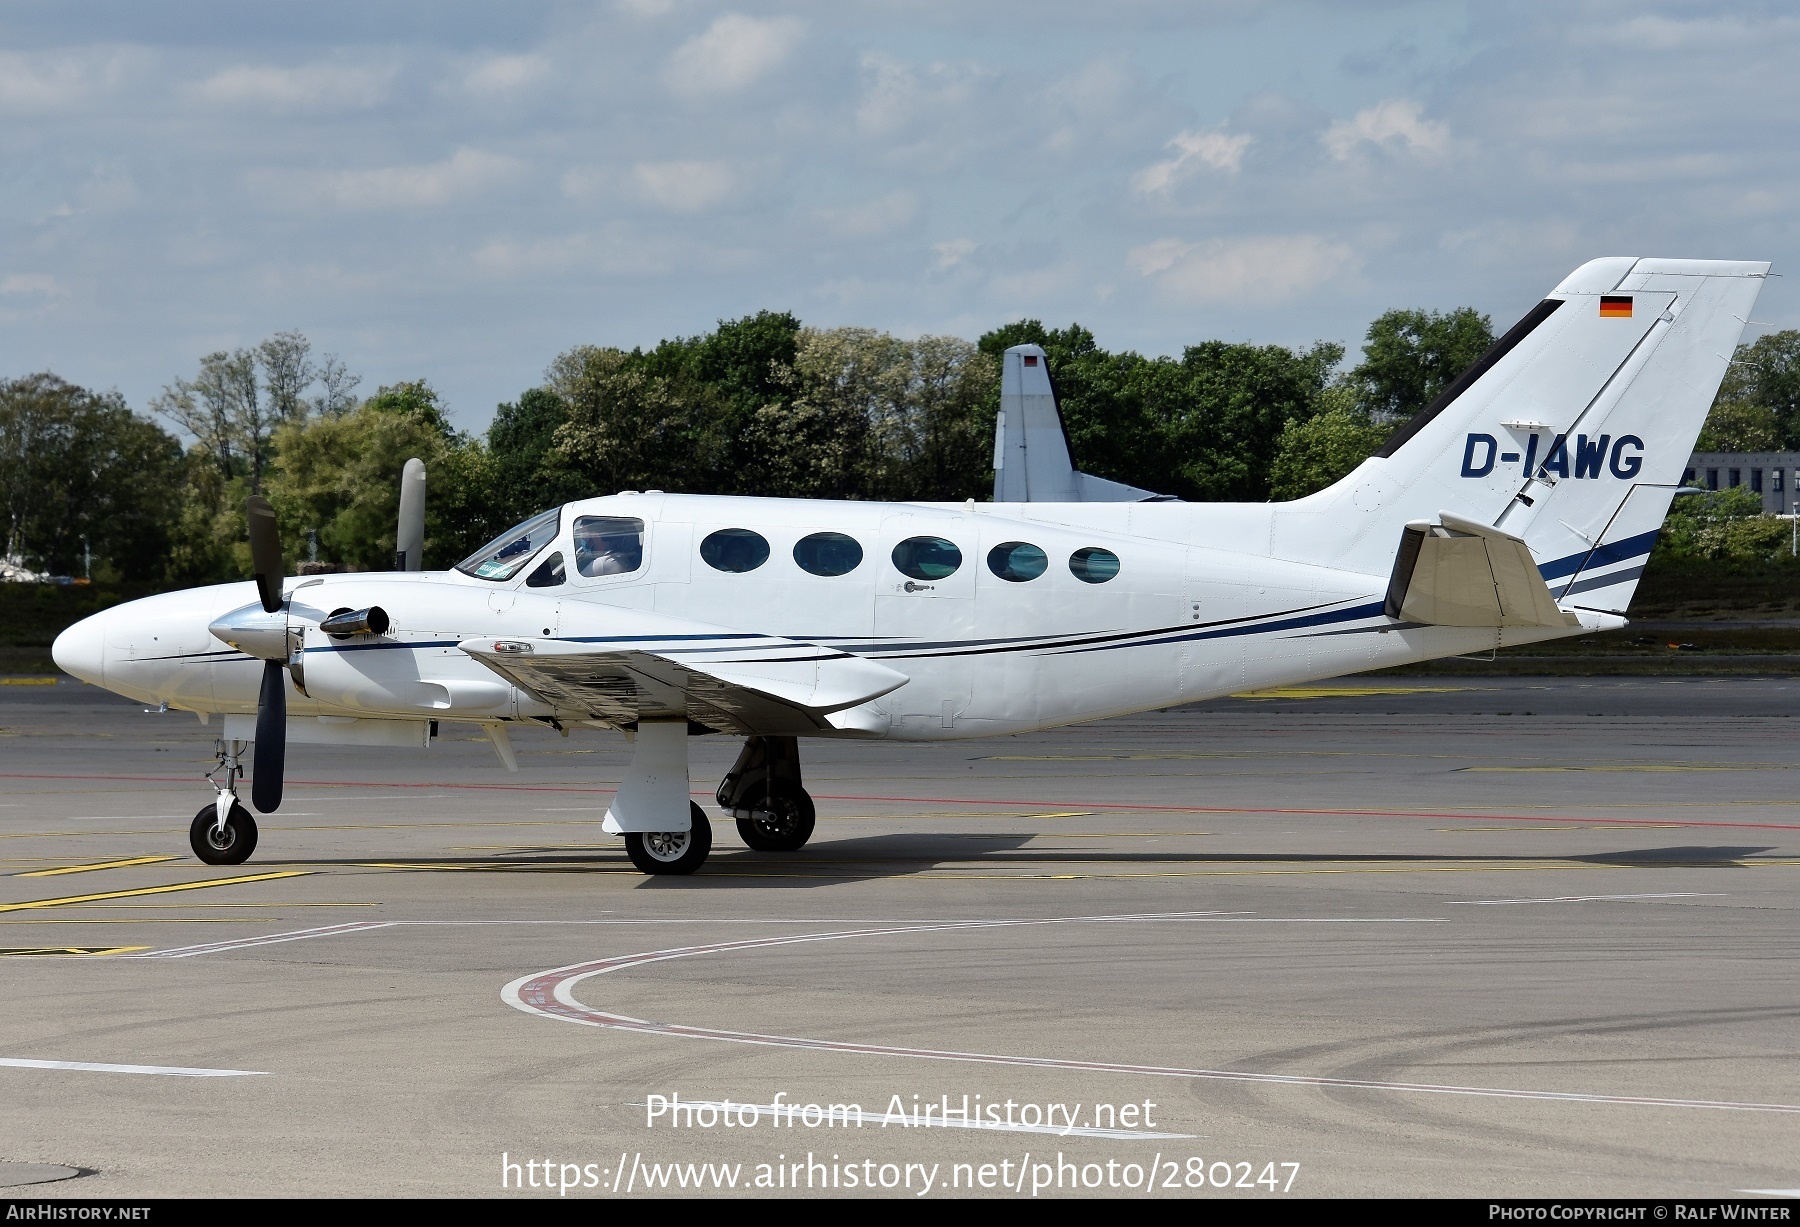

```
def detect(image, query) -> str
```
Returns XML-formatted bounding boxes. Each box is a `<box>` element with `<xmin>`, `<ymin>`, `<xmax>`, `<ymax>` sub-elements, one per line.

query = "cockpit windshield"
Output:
<box><xmin>454</xmin><ymin>507</ymin><xmax>561</xmax><ymax>581</ymax></box>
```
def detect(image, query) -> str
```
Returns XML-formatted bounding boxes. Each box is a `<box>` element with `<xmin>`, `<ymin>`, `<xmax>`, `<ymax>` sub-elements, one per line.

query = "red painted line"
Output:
<box><xmin>7</xmin><ymin>772</ymin><xmax>1800</xmax><ymax>831</ymax></box>
<box><xmin>502</xmin><ymin>917</ymin><xmax>1800</xmax><ymax>1116</ymax></box>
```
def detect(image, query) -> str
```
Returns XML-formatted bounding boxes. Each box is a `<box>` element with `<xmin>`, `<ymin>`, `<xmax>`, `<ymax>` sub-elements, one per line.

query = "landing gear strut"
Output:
<box><xmin>190</xmin><ymin>740</ymin><xmax>259</xmax><ymax>865</ymax></box>
<box><xmin>718</xmin><ymin>736</ymin><xmax>815</xmax><ymax>852</ymax></box>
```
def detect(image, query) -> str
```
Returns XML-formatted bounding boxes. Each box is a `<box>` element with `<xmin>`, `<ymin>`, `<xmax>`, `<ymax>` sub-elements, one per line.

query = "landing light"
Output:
<box><xmin>492</xmin><ymin>640</ymin><xmax>534</xmax><ymax>655</ymax></box>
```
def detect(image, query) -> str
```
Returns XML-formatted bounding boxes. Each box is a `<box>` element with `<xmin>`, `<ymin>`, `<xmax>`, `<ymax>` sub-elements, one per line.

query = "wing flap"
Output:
<box><xmin>459</xmin><ymin>636</ymin><xmax>908</xmax><ymax>735</ymax></box>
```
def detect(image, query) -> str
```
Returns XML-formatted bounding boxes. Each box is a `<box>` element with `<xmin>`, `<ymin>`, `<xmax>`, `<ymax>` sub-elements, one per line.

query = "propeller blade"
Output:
<box><xmin>251</xmin><ymin>659</ymin><xmax>285</xmax><ymax>813</ymax></box>
<box><xmin>246</xmin><ymin>496</ymin><xmax>284</xmax><ymax>613</ymax></box>
<box><xmin>395</xmin><ymin>457</ymin><xmax>426</xmax><ymax>571</ymax></box>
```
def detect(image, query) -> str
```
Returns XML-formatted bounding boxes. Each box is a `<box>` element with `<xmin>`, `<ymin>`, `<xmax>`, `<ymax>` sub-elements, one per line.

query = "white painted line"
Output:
<box><xmin>503</xmin><ymin>913</ymin><xmax>1800</xmax><ymax>1117</ymax></box>
<box><xmin>129</xmin><ymin>920</ymin><xmax>395</xmax><ymax>958</ymax></box>
<box><xmin>627</xmin><ymin>1099</ymin><xmax>1196</xmax><ymax>1141</ymax></box>
<box><xmin>1450</xmin><ymin>893</ymin><xmax>1726</xmax><ymax>906</ymax></box>
<box><xmin>1740</xmin><ymin>1191</ymin><xmax>1800</xmax><ymax>1198</ymax></box>
<box><xmin>0</xmin><ymin>1057</ymin><xmax>265</xmax><ymax>1077</ymax></box>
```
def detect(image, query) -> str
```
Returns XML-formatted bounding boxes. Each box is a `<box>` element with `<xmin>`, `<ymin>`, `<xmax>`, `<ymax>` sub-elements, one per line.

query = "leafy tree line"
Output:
<box><xmin>7</xmin><ymin>307</ymin><xmax>1795</xmax><ymax>583</ymax></box>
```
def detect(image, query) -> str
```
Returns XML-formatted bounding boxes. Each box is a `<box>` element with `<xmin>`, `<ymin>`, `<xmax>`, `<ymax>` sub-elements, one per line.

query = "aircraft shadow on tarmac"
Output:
<box><xmin>254</xmin><ymin>839</ymin><xmax>1783</xmax><ymax>887</ymax></box>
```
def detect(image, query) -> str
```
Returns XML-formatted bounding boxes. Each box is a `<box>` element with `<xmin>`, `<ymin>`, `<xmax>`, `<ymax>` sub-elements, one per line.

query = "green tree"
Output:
<box><xmin>488</xmin><ymin>387</ymin><xmax>592</xmax><ymax>524</ymax></box>
<box><xmin>547</xmin><ymin>347</ymin><xmax>725</xmax><ymax>496</ymax></box>
<box><xmin>1348</xmin><ymin>307</ymin><xmax>1494</xmax><ymax>423</ymax></box>
<box><xmin>1268</xmin><ymin>386</ymin><xmax>1393</xmax><ymax>500</ymax></box>
<box><xmin>0</xmin><ymin>374</ymin><xmax>183</xmax><ymax>579</ymax></box>
<box><xmin>267</xmin><ymin>381</ymin><xmax>498</xmax><ymax>570</ymax></box>
<box><xmin>981</xmin><ymin>321</ymin><xmax>1343</xmax><ymax>501</ymax></box>
<box><xmin>1714</xmin><ymin>330</ymin><xmax>1800</xmax><ymax>448</ymax></box>
<box><xmin>1656</xmin><ymin>486</ymin><xmax>1788</xmax><ymax>562</ymax></box>
<box><xmin>1695</xmin><ymin>400</ymin><xmax>1784</xmax><ymax>452</ymax></box>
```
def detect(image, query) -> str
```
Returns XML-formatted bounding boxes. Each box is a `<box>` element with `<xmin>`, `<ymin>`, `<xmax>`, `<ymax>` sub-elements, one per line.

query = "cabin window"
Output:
<box><xmin>987</xmin><ymin>541</ymin><xmax>1047</xmax><ymax>582</ymax></box>
<box><xmin>1069</xmin><ymin>547</ymin><xmax>1121</xmax><ymax>584</ymax></box>
<box><xmin>700</xmin><ymin>528</ymin><xmax>770</xmax><ymax>573</ymax></box>
<box><xmin>455</xmin><ymin>507</ymin><xmax>559</xmax><ymax>581</ymax></box>
<box><xmin>793</xmin><ymin>532</ymin><xmax>863</xmax><ymax>576</ymax></box>
<box><xmin>525</xmin><ymin>552</ymin><xmax>566</xmax><ymax>588</ymax></box>
<box><xmin>572</xmin><ymin>516</ymin><xmax>645</xmax><ymax>578</ymax></box>
<box><xmin>892</xmin><ymin>536</ymin><xmax>963</xmax><ymax>580</ymax></box>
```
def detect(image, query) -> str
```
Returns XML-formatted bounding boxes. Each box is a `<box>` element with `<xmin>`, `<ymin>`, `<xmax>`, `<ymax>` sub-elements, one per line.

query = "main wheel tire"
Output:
<box><xmin>623</xmin><ymin>803</ymin><xmax>712</xmax><ymax>875</ymax></box>
<box><xmin>189</xmin><ymin>802</ymin><xmax>258</xmax><ymax>866</ymax></box>
<box><xmin>735</xmin><ymin>789</ymin><xmax>816</xmax><ymax>852</ymax></box>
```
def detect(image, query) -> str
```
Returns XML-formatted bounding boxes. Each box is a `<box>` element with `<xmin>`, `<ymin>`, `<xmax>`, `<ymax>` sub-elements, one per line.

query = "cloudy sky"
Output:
<box><xmin>4</xmin><ymin>1</ymin><xmax>1797</xmax><ymax>431</ymax></box>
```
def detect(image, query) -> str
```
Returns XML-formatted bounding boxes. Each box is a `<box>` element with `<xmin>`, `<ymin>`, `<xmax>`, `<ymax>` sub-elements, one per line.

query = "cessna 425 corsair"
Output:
<box><xmin>53</xmin><ymin>257</ymin><xmax>1768</xmax><ymax>874</ymax></box>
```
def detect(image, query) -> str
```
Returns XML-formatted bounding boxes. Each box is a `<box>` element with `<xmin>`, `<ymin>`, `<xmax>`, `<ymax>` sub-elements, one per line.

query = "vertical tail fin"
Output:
<box><xmin>1277</xmin><ymin>257</ymin><xmax>1770</xmax><ymax>615</ymax></box>
<box><xmin>993</xmin><ymin>344</ymin><xmax>1170</xmax><ymax>502</ymax></box>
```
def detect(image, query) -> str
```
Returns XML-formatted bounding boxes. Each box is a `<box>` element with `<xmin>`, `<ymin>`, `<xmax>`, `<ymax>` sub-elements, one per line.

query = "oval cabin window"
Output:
<box><xmin>700</xmin><ymin>528</ymin><xmax>770</xmax><ymax>573</ymax></box>
<box><xmin>793</xmin><ymin>532</ymin><xmax>863</xmax><ymax>577</ymax></box>
<box><xmin>987</xmin><ymin>541</ymin><xmax>1047</xmax><ymax>582</ymax></box>
<box><xmin>1069</xmin><ymin>546</ymin><xmax>1120</xmax><ymax>584</ymax></box>
<box><xmin>892</xmin><ymin>536</ymin><xmax>963</xmax><ymax>580</ymax></box>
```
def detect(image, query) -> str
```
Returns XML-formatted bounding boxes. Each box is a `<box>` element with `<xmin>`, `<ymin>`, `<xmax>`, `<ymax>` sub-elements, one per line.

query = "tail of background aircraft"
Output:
<box><xmin>1280</xmin><ymin>257</ymin><xmax>1770</xmax><ymax>615</ymax></box>
<box><xmin>992</xmin><ymin>345</ymin><xmax>1170</xmax><ymax>503</ymax></box>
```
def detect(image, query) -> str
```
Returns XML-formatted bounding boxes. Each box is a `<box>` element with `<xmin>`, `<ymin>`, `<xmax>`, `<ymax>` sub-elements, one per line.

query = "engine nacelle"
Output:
<box><xmin>297</xmin><ymin>627</ymin><xmax>521</xmax><ymax>717</ymax></box>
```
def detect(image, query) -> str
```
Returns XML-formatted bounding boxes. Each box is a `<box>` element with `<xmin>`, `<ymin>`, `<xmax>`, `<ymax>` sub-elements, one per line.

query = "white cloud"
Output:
<box><xmin>1322</xmin><ymin>99</ymin><xmax>1449</xmax><ymax>161</ymax></box>
<box><xmin>0</xmin><ymin>273</ymin><xmax>66</xmax><ymax>299</ymax></box>
<box><xmin>633</xmin><ymin>160</ymin><xmax>737</xmax><ymax>213</ymax></box>
<box><xmin>931</xmin><ymin>238</ymin><xmax>977</xmax><ymax>271</ymax></box>
<box><xmin>855</xmin><ymin>52</ymin><xmax>991</xmax><ymax>139</ymax></box>
<box><xmin>0</xmin><ymin>48</ymin><xmax>139</xmax><ymax>112</ymax></box>
<box><xmin>664</xmin><ymin>14</ymin><xmax>803</xmax><ymax>98</ymax></box>
<box><xmin>194</xmin><ymin>60</ymin><xmax>395</xmax><ymax>111</ymax></box>
<box><xmin>815</xmin><ymin>191</ymin><xmax>919</xmax><ymax>239</ymax></box>
<box><xmin>1127</xmin><ymin>234</ymin><xmax>1358</xmax><ymax>306</ymax></box>
<box><xmin>272</xmin><ymin>149</ymin><xmax>518</xmax><ymax>210</ymax></box>
<box><xmin>463</xmin><ymin>54</ymin><xmax>549</xmax><ymax>98</ymax></box>
<box><xmin>1132</xmin><ymin>127</ymin><xmax>1252</xmax><ymax>194</ymax></box>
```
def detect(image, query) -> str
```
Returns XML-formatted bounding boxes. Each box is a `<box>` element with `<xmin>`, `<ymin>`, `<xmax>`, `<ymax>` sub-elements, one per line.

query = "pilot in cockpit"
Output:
<box><xmin>573</xmin><ymin>518</ymin><xmax>643</xmax><ymax>577</ymax></box>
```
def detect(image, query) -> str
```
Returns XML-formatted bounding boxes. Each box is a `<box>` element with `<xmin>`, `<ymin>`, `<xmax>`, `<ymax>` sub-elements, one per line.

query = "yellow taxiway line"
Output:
<box><xmin>18</xmin><ymin>855</ymin><xmax>180</xmax><ymax>878</ymax></box>
<box><xmin>0</xmin><ymin>871</ymin><xmax>311</xmax><ymax>914</ymax></box>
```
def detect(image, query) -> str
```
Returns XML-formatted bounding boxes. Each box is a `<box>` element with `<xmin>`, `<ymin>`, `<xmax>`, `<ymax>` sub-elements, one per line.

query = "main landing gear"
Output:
<box><xmin>607</xmin><ymin>729</ymin><xmax>818</xmax><ymax>876</ymax></box>
<box><xmin>718</xmin><ymin>736</ymin><xmax>816</xmax><ymax>853</ymax></box>
<box><xmin>623</xmin><ymin>802</ymin><xmax>713</xmax><ymax>875</ymax></box>
<box><xmin>189</xmin><ymin>740</ymin><xmax>260</xmax><ymax>865</ymax></box>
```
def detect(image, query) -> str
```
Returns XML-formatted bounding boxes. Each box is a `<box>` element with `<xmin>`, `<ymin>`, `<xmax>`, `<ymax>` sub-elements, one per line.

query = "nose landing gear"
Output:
<box><xmin>718</xmin><ymin>735</ymin><xmax>816</xmax><ymax>853</ymax></box>
<box><xmin>190</xmin><ymin>739</ymin><xmax>260</xmax><ymax>865</ymax></box>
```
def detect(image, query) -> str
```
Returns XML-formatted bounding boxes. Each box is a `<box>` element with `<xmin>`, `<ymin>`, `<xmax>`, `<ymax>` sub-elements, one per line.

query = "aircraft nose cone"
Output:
<box><xmin>52</xmin><ymin>611</ymin><xmax>106</xmax><ymax>686</ymax></box>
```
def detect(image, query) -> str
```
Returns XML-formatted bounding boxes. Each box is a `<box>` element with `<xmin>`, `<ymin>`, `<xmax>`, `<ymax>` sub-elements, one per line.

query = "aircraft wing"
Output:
<box><xmin>459</xmin><ymin>634</ymin><xmax>909</xmax><ymax>735</ymax></box>
<box><xmin>1384</xmin><ymin>511</ymin><xmax>1581</xmax><ymax>629</ymax></box>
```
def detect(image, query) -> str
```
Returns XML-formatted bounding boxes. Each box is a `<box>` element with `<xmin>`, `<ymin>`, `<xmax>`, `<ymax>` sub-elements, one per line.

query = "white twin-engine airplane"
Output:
<box><xmin>52</xmin><ymin>257</ymin><xmax>1768</xmax><ymax>874</ymax></box>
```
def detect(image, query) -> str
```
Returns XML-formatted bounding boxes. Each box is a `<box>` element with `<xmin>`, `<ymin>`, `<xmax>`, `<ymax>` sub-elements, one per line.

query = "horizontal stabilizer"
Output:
<box><xmin>460</xmin><ymin>635</ymin><xmax>908</xmax><ymax>736</ymax></box>
<box><xmin>1385</xmin><ymin>512</ymin><xmax>1579</xmax><ymax>629</ymax></box>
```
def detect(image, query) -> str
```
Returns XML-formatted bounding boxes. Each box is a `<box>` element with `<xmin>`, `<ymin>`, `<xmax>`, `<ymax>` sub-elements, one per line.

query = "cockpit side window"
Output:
<box><xmin>455</xmin><ymin>507</ymin><xmax>560</xmax><ymax>581</ymax></box>
<box><xmin>573</xmin><ymin>516</ymin><xmax>646</xmax><ymax>578</ymax></box>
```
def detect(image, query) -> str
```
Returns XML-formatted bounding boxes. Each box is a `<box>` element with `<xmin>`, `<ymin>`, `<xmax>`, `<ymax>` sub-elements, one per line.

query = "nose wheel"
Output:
<box><xmin>190</xmin><ymin>802</ymin><xmax>259</xmax><ymax>865</ymax></box>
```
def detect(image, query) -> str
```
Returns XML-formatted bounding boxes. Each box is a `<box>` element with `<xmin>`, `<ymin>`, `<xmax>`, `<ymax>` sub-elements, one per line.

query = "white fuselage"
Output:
<box><xmin>55</xmin><ymin>491</ymin><xmax>1590</xmax><ymax>743</ymax></box>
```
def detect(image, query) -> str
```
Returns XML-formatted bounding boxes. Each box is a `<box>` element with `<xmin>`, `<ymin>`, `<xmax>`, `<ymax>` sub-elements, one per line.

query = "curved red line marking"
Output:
<box><xmin>501</xmin><ymin>917</ymin><xmax>1800</xmax><ymax>1116</ymax></box>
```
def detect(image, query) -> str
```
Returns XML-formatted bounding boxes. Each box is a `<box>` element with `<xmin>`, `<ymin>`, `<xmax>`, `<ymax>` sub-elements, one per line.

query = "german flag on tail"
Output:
<box><xmin>1599</xmin><ymin>294</ymin><xmax>1633</xmax><ymax>318</ymax></box>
